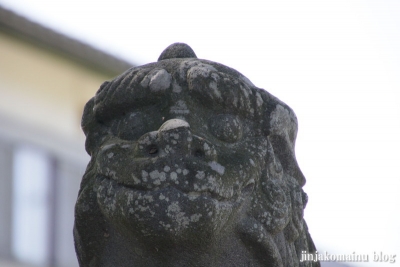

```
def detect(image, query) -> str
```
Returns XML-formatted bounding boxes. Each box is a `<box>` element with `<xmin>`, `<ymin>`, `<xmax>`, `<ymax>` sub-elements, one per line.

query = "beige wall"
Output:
<box><xmin>0</xmin><ymin>31</ymin><xmax>114</xmax><ymax>144</ymax></box>
<box><xmin>0</xmin><ymin>30</ymin><xmax>123</xmax><ymax>267</ymax></box>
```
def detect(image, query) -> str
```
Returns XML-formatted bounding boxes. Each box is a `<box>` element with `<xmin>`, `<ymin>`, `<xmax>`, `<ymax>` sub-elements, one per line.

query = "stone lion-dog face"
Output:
<box><xmin>74</xmin><ymin>43</ymin><xmax>319</xmax><ymax>267</ymax></box>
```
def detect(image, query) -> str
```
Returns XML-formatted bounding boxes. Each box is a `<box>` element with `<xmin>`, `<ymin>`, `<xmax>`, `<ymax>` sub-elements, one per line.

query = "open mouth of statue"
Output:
<box><xmin>98</xmin><ymin>174</ymin><xmax>232</xmax><ymax>203</ymax></box>
<box><xmin>97</xmin><ymin>156</ymin><xmax>254</xmax><ymax>202</ymax></box>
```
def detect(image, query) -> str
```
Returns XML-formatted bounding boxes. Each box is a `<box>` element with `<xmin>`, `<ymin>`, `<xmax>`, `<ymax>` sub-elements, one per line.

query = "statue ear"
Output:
<box><xmin>81</xmin><ymin>82</ymin><xmax>111</xmax><ymax>156</ymax></box>
<box><xmin>81</xmin><ymin>97</ymin><xmax>95</xmax><ymax>136</ymax></box>
<box><xmin>81</xmin><ymin>97</ymin><xmax>98</xmax><ymax>156</ymax></box>
<box><xmin>81</xmin><ymin>97</ymin><xmax>109</xmax><ymax>156</ymax></box>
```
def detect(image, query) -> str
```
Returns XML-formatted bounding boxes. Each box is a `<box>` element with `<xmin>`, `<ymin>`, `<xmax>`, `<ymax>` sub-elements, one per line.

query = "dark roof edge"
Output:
<box><xmin>0</xmin><ymin>5</ymin><xmax>135</xmax><ymax>75</ymax></box>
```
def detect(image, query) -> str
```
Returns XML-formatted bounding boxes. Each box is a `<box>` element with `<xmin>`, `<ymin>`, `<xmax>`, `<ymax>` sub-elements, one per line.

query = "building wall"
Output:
<box><xmin>0</xmin><ymin>30</ymin><xmax>110</xmax><ymax>142</ymax></box>
<box><xmin>0</xmin><ymin>30</ymin><xmax>121</xmax><ymax>267</ymax></box>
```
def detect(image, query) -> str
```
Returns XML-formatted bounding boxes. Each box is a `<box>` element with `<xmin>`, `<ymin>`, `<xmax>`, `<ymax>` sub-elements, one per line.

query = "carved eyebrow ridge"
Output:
<box><xmin>93</xmin><ymin>66</ymin><xmax>171</xmax><ymax>122</ymax></box>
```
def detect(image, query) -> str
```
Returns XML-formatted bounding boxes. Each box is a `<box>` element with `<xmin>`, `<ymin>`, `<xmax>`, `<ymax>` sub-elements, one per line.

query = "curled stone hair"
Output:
<box><xmin>74</xmin><ymin>43</ymin><xmax>319</xmax><ymax>267</ymax></box>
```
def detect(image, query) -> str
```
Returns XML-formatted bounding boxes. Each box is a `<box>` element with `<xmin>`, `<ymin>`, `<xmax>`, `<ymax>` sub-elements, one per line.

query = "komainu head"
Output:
<box><xmin>74</xmin><ymin>43</ymin><xmax>320</xmax><ymax>267</ymax></box>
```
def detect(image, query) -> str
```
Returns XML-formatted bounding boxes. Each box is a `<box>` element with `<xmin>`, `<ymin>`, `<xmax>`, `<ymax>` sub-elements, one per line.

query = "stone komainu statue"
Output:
<box><xmin>74</xmin><ymin>43</ymin><xmax>320</xmax><ymax>267</ymax></box>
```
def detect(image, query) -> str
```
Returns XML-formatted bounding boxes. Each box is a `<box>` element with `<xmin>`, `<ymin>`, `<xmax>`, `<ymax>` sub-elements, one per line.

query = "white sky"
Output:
<box><xmin>1</xmin><ymin>1</ymin><xmax>399</xmax><ymax>266</ymax></box>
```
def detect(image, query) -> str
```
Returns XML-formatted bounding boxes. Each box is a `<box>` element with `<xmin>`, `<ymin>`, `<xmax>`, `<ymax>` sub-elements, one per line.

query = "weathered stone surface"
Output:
<box><xmin>158</xmin><ymin>43</ymin><xmax>197</xmax><ymax>61</ymax></box>
<box><xmin>74</xmin><ymin>43</ymin><xmax>320</xmax><ymax>267</ymax></box>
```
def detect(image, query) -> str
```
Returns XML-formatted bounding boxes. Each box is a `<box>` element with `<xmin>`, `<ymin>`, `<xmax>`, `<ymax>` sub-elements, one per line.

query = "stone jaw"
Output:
<box><xmin>74</xmin><ymin>43</ymin><xmax>320</xmax><ymax>267</ymax></box>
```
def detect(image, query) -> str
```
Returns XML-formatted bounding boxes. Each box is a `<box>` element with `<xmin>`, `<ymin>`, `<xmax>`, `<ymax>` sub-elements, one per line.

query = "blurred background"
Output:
<box><xmin>0</xmin><ymin>1</ymin><xmax>398</xmax><ymax>267</ymax></box>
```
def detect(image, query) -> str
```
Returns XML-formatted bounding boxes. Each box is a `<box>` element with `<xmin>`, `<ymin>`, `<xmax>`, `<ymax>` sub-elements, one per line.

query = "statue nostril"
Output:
<box><xmin>148</xmin><ymin>145</ymin><xmax>158</xmax><ymax>156</ymax></box>
<box><xmin>194</xmin><ymin>149</ymin><xmax>204</xmax><ymax>158</ymax></box>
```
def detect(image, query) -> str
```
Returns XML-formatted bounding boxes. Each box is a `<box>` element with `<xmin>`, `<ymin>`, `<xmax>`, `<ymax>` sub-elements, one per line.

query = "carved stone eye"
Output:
<box><xmin>208</xmin><ymin>114</ymin><xmax>242</xmax><ymax>143</ymax></box>
<box><xmin>112</xmin><ymin>112</ymin><xmax>147</xmax><ymax>141</ymax></box>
